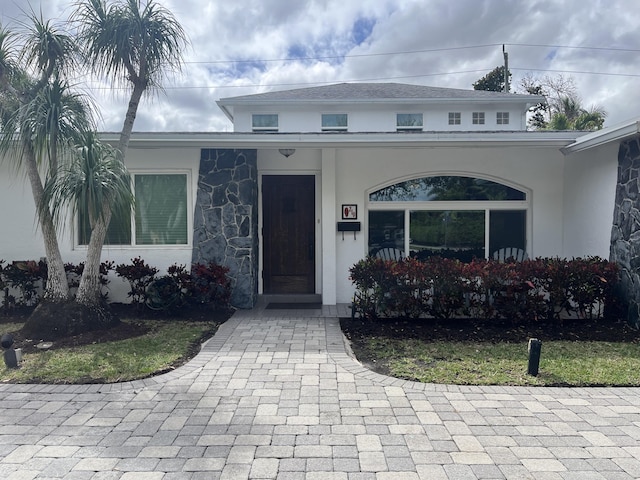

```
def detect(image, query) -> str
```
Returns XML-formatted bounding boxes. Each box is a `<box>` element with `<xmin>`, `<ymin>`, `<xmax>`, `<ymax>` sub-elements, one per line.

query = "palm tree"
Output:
<box><xmin>547</xmin><ymin>95</ymin><xmax>606</xmax><ymax>131</ymax></box>
<box><xmin>74</xmin><ymin>0</ymin><xmax>187</xmax><ymax>155</ymax></box>
<box><xmin>70</xmin><ymin>0</ymin><xmax>187</xmax><ymax>306</ymax></box>
<box><xmin>44</xmin><ymin>132</ymin><xmax>133</xmax><ymax>306</ymax></box>
<box><xmin>0</xmin><ymin>17</ymin><xmax>90</xmax><ymax>302</ymax></box>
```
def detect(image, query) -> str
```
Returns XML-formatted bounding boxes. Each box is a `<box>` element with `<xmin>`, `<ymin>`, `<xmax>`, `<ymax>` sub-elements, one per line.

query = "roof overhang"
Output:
<box><xmin>561</xmin><ymin>119</ymin><xmax>640</xmax><ymax>155</ymax></box>
<box><xmin>100</xmin><ymin>130</ymin><xmax>578</xmax><ymax>150</ymax></box>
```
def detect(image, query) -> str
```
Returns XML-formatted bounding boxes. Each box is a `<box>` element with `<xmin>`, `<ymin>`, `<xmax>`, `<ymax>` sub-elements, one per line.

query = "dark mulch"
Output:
<box><xmin>340</xmin><ymin>315</ymin><xmax>640</xmax><ymax>346</ymax></box>
<box><xmin>0</xmin><ymin>303</ymin><xmax>233</xmax><ymax>356</ymax></box>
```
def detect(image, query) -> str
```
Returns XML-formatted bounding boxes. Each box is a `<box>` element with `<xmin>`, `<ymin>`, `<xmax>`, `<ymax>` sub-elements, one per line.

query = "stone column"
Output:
<box><xmin>610</xmin><ymin>137</ymin><xmax>640</xmax><ymax>327</ymax></box>
<box><xmin>192</xmin><ymin>149</ymin><xmax>258</xmax><ymax>308</ymax></box>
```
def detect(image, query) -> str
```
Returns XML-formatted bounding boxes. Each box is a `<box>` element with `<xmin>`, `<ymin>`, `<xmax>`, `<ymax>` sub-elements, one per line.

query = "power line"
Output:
<box><xmin>184</xmin><ymin>42</ymin><xmax>640</xmax><ymax>66</ymax></box>
<box><xmin>86</xmin><ymin>66</ymin><xmax>640</xmax><ymax>92</ymax></box>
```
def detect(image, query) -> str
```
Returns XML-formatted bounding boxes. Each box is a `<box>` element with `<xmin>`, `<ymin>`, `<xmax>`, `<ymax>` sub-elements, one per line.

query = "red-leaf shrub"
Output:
<box><xmin>350</xmin><ymin>255</ymin><xmax>619</xmax><ymax>323</ymax></box>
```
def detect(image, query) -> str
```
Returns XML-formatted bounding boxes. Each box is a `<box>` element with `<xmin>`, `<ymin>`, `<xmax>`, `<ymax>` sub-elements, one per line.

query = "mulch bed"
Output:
<box><xmin>0</xmin><ymin>303</ymin><xmax>232</xmax><ymax>355</ymax></box>
<box><xmin>340</xmin><ymin>316</ymin><xmax>640</xmax><ymax>345</ymax></box>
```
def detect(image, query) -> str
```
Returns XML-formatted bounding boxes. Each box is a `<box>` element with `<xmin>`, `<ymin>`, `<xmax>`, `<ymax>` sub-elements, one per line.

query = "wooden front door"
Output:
<box><xmin>263</xmin><ymin>175</ymin><xmax>315</xmax><ymax>294</ymax></box>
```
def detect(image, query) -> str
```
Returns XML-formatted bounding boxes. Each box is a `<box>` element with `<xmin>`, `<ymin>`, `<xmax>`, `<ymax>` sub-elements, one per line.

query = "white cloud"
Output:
<box><xmin>2</xmin><ymin>0</ymin><xmax>639</xmax><ymax>131</ymax></box>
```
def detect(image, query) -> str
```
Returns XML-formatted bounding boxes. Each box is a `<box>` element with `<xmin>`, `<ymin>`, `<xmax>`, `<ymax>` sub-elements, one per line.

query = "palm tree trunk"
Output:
<box><xmin>75</xmin><ymin>205</ymin><xmax>111</xmax><ymax>307</ymax></box>
<box><xmin>118</xmin><ymin>81</ymin><xmax>145</xmax><ymax>156</ymax></box>
<box><xmin>23</xmin><ymin>145</ymin><xmax>69</xmax><ymax>301</ymax></box>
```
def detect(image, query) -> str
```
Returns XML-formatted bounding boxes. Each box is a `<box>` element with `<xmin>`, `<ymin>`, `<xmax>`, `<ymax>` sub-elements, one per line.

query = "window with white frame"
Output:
<box><xmin>78</xmin><ymin>173</ymin><xmax>189</xmax><ymax>246</ymax></box>
<box><xmin>472</xmin><ymin>112</ymin><xmax>485</xmax><ymax>125</ymax></box>
<box><xmin>496</xmin><ymin>112</ymin><xmax>510</xmax><ymax>125</ymax></box>
<box><xmin>448</xmin><ymin>112</ymin><xmax>461</xmax><ymax>125</ymax></box>
<box><xmin>368</xmin><ymin>176</ymin><xmax>527</xmax><ymax>262</ymax></box>
<box><xmin>252</xmin><ymin>114</ymin><xmax>279</xmax><ymax>131</ymax></box>
<box><xmin>396</xmin><ymin>113</ymin><xmax>423</xmax><ymax>131</ymax></box>
<box><xmin>322</xmin><ymin>113</ymin><xmax>348</xmax><ymax>131</ymax></box>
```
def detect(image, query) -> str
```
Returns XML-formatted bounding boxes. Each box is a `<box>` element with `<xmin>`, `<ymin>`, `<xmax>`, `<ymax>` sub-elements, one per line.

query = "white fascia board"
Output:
<box><xmin>217</xmin><ymin>96</ymin><xmax>546</xmax><ymax>108</ymax></box>
<box><xmin>100</xmin><ymin>131</ymin><xmax>578</xmax><ymax>150</ymax></box>
<box><xmin>215</xmin><ymin>101</ymin><xmax>234</xmax><ymax>122</ymax></box>
<box><xmin>561</xmin><ymin>119</ymin><xmax>640</xmax><ymax>155</ymax></box>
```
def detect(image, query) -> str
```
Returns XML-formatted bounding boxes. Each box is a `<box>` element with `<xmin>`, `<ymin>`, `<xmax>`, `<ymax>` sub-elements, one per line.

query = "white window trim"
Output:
<box><xmin>252</xmin><ymin>113</ymin><xmax>279</xmax><ymax>132</ymax></box>
<box><xmin>366</xmin><ymin>174</ymin><xmax>531</xmax><ymax>260</ymax></box>
<box><xmin>448</xmin><ymin>112</ymin><xmax>461</xmax><ymax>125</ymax></box>
<box><xmin>74</xmin><ymin>169</ymin><xmax>193</xmax><ymax>249</ymax></box>
<box><xmin>396</xmin><ymin>113</ymin><xmax>424</xmax><ymax>131</ymax></box>
<box><xmin>321</xmin><ymin>113</ymin><xmax>348</xmax><ymax>131</ymax></box>
<box><xmin>497</xmin><ymin>112</ymin><xmax>510</xmax><ymax>125</ymax></box>
<box><xmin>472</xmin><ymin>112</ymin><xmax>485</xmax><ymax>125</ymax></box>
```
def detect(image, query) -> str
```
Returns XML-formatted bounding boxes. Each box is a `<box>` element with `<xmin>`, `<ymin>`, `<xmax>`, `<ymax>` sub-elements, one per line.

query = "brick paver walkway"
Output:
<box><xmin>1</xmin><ymin>305</ymin><xmax>640</xmax><ymax>479</ymax></box>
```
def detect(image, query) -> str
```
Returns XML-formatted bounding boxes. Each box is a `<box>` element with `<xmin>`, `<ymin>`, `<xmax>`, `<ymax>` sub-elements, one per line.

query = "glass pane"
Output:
<box><xmin>252</xmin><ymin>114</ymin><xmax>278</xmax><ymax>129</ymax></box>
<box><xmin>370</xmin><ymin>176</ymin><xmax>525</xmax><ymax>202</ymax></box>
<box><xmin>368</xmin><ymin>211</ymin><xmax>404</xmax><ymax>256</ymax></box>
<box><xmin>78</xmin><ymin>204</ymin><xmax>131</xmax><ymax>245</ymax></box>
<box><xmin>489</xmin><ymin>210</ymin><xmax>526</xmax><ymax>255</ymax></box>
<box><xmin>322</xmin><ymin>113</ymin><xmax>347</xmax><ymax>128</ymax></box>
<box><xmin>135</xmin><ymin>174</ymin><xmax>188</xmax><ymax>245</ymax></box>
<box><xmin>410</xmin><ymin>210</ymin><xmax>485</xmax><ymax>262</ymax></box>
<box><xmin>397</xmin><ymin>113</ymin><xmax>423</xmax><ymax>127</ymax></box>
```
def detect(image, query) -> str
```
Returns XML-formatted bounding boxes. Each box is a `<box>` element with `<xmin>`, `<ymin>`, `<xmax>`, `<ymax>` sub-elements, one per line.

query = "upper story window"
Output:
<box><xmin>322</xmin><ymin>113</ymin><xmax>348</xmax><ymax>131</ymax></box>
<box><xmin>472</xmin><ymin>112</ymin><xmax>485</xmax><ymax>125</ymax></box>
<box><xmin>448</xmin><ymin>112</ymin><xmax>461</xmax><ymax>125</ymax></box>
<box><xmin>497</xmin><ymin>112</ymin><xmax>510</xmax><ymax>125</ymax></box>
<box><xmin>252</xmin><ymin>114</ymin><xmax>279</xmax><ymax>132</ymax></box>
<box><xmin>397</xmin><ymin>113</ymin><xmax>423</xmax><ymax>131</ymax></box>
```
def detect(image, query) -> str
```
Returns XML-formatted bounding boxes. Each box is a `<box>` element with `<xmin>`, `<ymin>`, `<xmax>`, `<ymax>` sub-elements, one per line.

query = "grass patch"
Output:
<box><xmin>354</xmin><ymin>337</ymin><xmax>640</xmax><ymax>386</ymax></box>
<box><xmin>0</xmin><ymin>319</ymin><xmax>221</xmax><ymax>384</ymax></box>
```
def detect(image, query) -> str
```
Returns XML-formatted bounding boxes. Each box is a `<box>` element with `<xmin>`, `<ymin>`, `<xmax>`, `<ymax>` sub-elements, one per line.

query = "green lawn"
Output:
<box><xmin>0</xmin><ymin>319</ymin><xmax>220</xmax><ymax>384</ymax></box>
<box><xmin>354</xmin><ymin>337</ymin><xmax>640</xmax><ymax>386</ymax></box>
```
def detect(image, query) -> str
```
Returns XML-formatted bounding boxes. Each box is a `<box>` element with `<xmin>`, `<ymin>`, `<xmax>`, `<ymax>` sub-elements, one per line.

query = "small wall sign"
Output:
<box><xmin>342</xmin><ymin>204</ymin><xmax>357</xmax><ymax>220</ymax></box>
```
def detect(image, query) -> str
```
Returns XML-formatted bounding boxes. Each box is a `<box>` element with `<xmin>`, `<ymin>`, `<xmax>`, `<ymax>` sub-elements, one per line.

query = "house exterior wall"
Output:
<box><xmin>1</xmin><ymin>138</ymin><xmax>618</xmax><ymax>308</ymax></box>
<box><xmin>562</xmin><ymin>143</ymin><xmax>618</xmax><ymax>258</ymax></box>
<box><xmin>232</xmin><ymin>103</ymin><xmax>528</xmax><ymax>133</ymax></box>
<box><xmin>0</xmin><ymin>146</ymin><xmax>202</xmax><ymax>303</ymax></box>
<box><xmin>329</xmin><ymin>146</ymin><xmax>567</xmax><ymax>303</ymax></box>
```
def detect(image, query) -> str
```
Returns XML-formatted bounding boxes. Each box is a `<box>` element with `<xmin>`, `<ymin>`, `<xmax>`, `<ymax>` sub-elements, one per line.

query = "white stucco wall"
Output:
<box><xmin>562</xmin><ymin>143</ymin><xmax>618</xmax><ymax>259</ymax></box>
<box><xmin>2</xmin><ymin>139</ymin><xmax>618</xmax><ymax>306</ymax></box>
<box><xmin>0</xmin><ymin>147</ymin><xmax>201</xmax><ymax>303</ymax></box>
<box><xmin>233</xmin><ymin>103</ymin><xmax>528</xmax><ymax>133</ymax></box>
<box><xmin>329</xmin><ymin>145</ymin><xmax>568</xmax><ymax>303</ymax></box>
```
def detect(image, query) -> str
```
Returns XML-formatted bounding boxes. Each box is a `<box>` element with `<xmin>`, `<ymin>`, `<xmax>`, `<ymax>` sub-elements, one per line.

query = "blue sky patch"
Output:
<box><xmin>352</xmin><ymin>17</ymin><xmax>376</xmax><ymax>45</ymax></box>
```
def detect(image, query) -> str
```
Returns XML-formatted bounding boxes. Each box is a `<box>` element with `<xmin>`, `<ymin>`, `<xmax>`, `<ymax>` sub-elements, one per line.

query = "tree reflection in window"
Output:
<box><xmin>369</xmin><ymin>176</ymin><xmax>525</xmax><ymax>202</ymax></box>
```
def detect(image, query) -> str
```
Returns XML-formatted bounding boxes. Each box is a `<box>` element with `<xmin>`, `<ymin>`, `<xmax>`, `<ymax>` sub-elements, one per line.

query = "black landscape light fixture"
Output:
<box><xmin>1</xmin><ymin>333</ymin><xmax>21</xmax><ymax>369</ymax></box>
<box><xmin>527</xmin><ymin>338</ymin><xmax>542</xmax><ymax>376</ymax></box>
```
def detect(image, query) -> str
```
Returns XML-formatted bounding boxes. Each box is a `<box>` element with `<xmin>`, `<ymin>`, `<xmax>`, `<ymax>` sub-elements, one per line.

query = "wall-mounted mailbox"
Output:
<box><xmin>337</xmin><ymin>221</ymin><xmax>361</xmax><ymax>239</ymax></box>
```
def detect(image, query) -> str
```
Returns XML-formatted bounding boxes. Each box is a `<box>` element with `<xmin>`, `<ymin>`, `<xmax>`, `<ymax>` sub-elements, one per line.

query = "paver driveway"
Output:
<box><xmin>1</xmin><ymin>305</ymin><xmax>640</xmax><ymax>479</ymax></box>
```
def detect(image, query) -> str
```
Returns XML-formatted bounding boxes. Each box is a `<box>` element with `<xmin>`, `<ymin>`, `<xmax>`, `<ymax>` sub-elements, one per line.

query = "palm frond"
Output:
<box><xmin>73</xmin><ymin>0</ymin><xmax>188</xmax><ymax>92</ymax></box>
<box><xmin>19</xmin><ymin>9</ymin><xmax>79</xmax><ymax>83</ymax></box>
<box><xmin>44</xmin><ymin>132</ymin><xmax>133</xmax><ymax>231</ymax></box>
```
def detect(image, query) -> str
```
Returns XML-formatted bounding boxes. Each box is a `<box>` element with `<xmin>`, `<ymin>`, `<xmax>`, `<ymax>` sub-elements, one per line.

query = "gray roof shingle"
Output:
<box><xmin>219</xmin><ymin>82</ymin><xmax>541</xmax><ymax>103</ymax></box>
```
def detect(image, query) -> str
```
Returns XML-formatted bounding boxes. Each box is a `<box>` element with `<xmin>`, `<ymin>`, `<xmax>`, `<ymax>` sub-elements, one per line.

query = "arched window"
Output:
<box><xmin>368</xmin><ymin>175</ymin><xmax>528</xmax><ymax>262</ymax></box>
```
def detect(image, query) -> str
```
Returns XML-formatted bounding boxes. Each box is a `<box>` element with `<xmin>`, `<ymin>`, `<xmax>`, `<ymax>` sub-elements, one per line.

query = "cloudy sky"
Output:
<box><xmin>1</xmin><ymin>0</ymin><xmax>638</xmax><ymax>132</ymax></box>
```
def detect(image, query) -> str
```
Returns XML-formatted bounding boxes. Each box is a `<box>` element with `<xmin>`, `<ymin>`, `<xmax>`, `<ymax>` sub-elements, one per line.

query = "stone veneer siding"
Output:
<box><xmin>192</xmin><ymin>149</ymin><xmax>258</xmax><ymax>309</ymax></box>
<box><xmin>610</xmin><ymin>137</ymin><xmax>640</xmax><ymax>327</ymax></box>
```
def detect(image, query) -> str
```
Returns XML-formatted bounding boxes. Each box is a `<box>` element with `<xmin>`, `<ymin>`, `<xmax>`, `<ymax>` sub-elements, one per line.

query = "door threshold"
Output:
<box><xmin>260</xmin><ymin>294</ymin><xmax>322</xmax><ymax>304</ymax></box>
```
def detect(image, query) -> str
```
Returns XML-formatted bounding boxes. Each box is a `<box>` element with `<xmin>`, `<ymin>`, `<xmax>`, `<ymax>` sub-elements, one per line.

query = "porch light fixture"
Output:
<box><xmin>278</xmin><ymin>148</ymin><xmax>295</xmax><ymax>158</ymax></box>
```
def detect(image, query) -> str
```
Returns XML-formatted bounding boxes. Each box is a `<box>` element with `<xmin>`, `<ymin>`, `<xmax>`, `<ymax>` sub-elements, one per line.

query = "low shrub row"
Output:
<box><xmin>0</xmin><ymin>257</ymin><xmax>231</xmax><ymax>313</ymax></box>
<box><xmin>350</xmin><ymin>256</ymin><xmax>620</xmax><ymax>321</ymax></box>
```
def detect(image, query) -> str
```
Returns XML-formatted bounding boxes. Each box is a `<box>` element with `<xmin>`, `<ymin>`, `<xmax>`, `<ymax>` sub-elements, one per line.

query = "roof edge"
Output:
<box><xmin>562</xmin><ymin>119</ymin><xmax>640</xmax><ymax>155</ymax></box>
